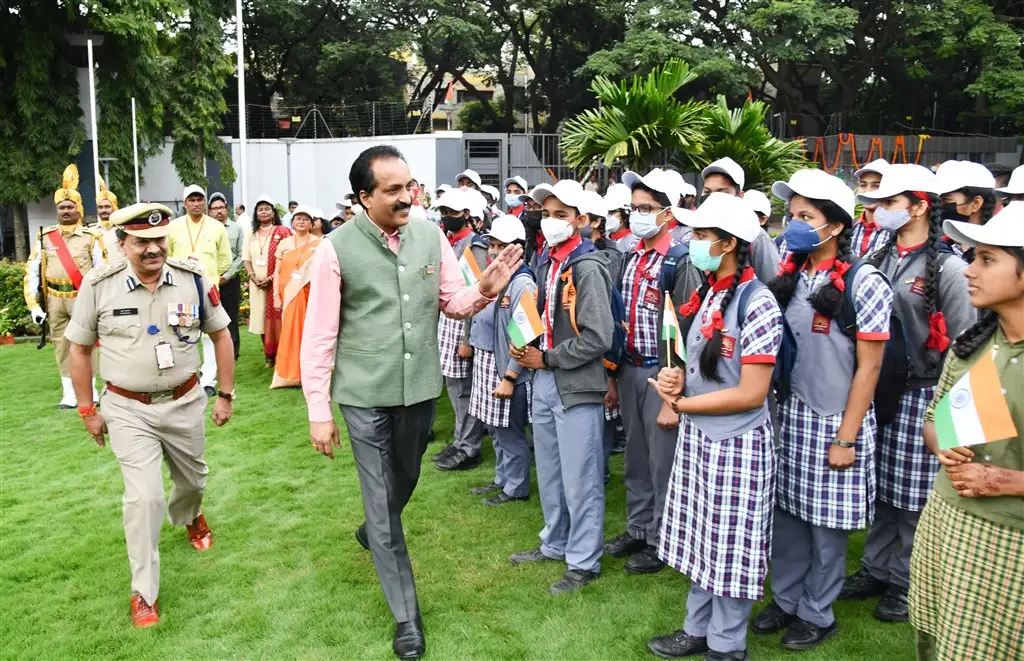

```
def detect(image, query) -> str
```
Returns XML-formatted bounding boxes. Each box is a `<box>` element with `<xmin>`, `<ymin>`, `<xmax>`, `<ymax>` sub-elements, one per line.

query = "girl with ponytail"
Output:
<box><xmin>911</xmin><ymin>203</ymin><xmax>1024</xmax><ymax>661</ymax></box>
<box><xmin>839</xmin><ymin>164</ymin><xmax>975</xmax><ymax>623</ymax></box>
<box><xmin>754</xmin><ymin>169</ymin><xmax>894</xmax><ymax>652</ymax></box>
<box><xmin>646</xmin><ymin>193</ymin><xmax>783</xmax><ymax>661</ymax></box>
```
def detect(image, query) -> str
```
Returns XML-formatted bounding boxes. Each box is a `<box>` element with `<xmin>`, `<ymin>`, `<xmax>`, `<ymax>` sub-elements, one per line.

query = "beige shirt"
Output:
<box><xmin>65</xmin><ymin>258</ymin><xmax>230</xmax><ymax>392</ymax></box>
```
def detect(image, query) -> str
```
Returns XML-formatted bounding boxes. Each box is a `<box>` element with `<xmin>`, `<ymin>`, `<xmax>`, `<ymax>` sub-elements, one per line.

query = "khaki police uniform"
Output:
<box><xmin>65</xmin><ymin>204</ymin><xmax>230</xmax><ymax>605</ymax></box>
<box><xmin>23</xmin><ymin>223</ymin><xmax>106</xmax><ymax>376</ymax></box>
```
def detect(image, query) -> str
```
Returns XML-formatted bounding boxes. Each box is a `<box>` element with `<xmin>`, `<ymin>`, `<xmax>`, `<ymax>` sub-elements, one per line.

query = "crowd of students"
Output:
<box><xmin>423</xmin><ymin>161</ymin><xmax>1024</xmax><ymax>661</ymax></box>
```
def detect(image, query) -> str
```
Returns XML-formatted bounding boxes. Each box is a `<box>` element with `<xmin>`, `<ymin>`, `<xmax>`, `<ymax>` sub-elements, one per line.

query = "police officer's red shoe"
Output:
<box><xmin>130</xmin><ymin>593</ymin><xmax>160</xmax><ymax>628</ymax></box>
<box><xmin>186</xmin><ymin>513</ymin><xmax>213</xmax><ymax>551</ymax></box>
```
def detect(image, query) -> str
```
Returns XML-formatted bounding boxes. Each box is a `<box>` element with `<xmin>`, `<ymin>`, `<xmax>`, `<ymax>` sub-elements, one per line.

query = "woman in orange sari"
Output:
<box><xmin>270</xmin><ymin>206</ymin><xmax>321</xmax><ymax>388</ymax></box>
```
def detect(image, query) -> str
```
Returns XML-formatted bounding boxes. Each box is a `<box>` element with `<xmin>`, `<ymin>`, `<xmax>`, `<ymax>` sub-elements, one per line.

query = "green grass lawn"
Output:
<box><xmin>0</xmin><ymin>334</ymin><xmax>915</xmax><ymax>660</ymax></box>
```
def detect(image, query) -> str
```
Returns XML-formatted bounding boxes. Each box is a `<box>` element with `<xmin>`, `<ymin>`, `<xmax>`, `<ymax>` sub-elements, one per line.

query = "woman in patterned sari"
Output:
<box><xmin>270</xmin><ymin>206</ymin><xmax>321</xmax><ymax>388</ymax></box>
<box><xmin>243</xmin><ymin>194</ymin><xmax>292</xmax><ymax>368</ymax></box>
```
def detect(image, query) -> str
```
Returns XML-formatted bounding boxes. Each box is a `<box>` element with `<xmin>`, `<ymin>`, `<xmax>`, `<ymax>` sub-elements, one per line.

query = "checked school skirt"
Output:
<box><xmin>877</xmin><ymin>386</ymin><xmax>938</xmax><ymax>512</ymax></box>
<box><xmin>438</xmin><ymin>315</ymin><xmax>470</xmax><ymax>379</ymax></box>
<box><xmin>658</xmin><ymin>416</ymin><xmax>776</xmax><ymax>601</ymax></box>
<box><xmin>909</xmin><ymin>493</ymin><xmax>1023</xmax><ymax>661</ymax></box>
<box><xmin>468</xmin><ymin>349</ymin><xmax>531</xmax><ymax>428</ymax></box>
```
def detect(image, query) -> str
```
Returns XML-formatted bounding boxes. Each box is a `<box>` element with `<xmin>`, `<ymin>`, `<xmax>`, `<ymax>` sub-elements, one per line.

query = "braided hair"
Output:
<box><xmin>869</xmin><ymin>192</ymin><xmax>946</xmax><ymax>370</ymax></box>
<box><xmin>697</xmin><ymin>233</ymin><xmax>752</xmax><ymax>382</ymax></box>
<box><xmin>767</xmin><ymin>197</ymin><xmax>854</xmax><ymax>318</ymax></box>
<box><xmin>951</xmin><ymin>246</ymin><xmax>1024</xmax><ymax>359</ymax></box>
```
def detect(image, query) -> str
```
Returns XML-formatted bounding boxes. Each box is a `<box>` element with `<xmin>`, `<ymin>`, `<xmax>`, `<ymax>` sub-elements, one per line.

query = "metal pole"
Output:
<box><xmin>286</xmin><ymin>141</ymin><xmax>292</xmax><ymax>203</ymax></box>
<box><xmin>131</xmin><ymin>97</ymin><xmax>140</xmax><ymax>202</ymax></box>
<box><xmin>87</xmin><ymin>39</ymin><xmax>101</xmax><ymax>204</ymax></box>
<box><xmin>236</xmin><ymin>0</ymin><xmax>248</xmax><ymax>211</ymax></box>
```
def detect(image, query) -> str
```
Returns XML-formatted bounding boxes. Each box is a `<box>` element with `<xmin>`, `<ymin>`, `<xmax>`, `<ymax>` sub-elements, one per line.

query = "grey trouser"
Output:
<box><xmin>532</xmin><ymin>369</ymin><xmax>604</xmax><ymax>573</ymax></box>
<box><xmin>492</xmin><ymin>382</ymin><xmax>531</xmax><ymax>499</ymax></box>
<box><xmin>683</xmin><ymin>584</ymin><xmax>755</xmax><ymax>653</ymax></box>
<box><xmin>341</xmin><ymin>399</ymin><xmax>435</xmax><ymax>623</ymax></box>
<box><xmin>446</xmin><ymin>375</ymin><xmax>486</xmax><ymax>455</ymax></box>
<box><xmin>861</xmin><ymin>500</ymin><xmax>921</xmax><ymax>589</ymax></box>
<box><xmin>770</xmin><ymin>507</ymin><xmax>850</xmax><ymax>628</ymax></box>
<box><xmin>619</xmin><ymin>363</ymin><xmax>676</xmax><ymax>546</ymax></box>
<box><xmin>104</xmin><ymin>384</ymin><xmax>208</xmax><ymax>604</ymax></box>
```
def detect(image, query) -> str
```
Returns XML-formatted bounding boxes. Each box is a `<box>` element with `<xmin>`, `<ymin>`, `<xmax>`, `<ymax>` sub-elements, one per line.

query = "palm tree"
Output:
<box><xmin>560</xmin><ymin>59</ymin><xmax>709</xmax><ymax>173</ymax></box>
<box><xmin>680</xmin><ymin>95</ymin><xmax>806</xmax><ymax>191</ymax></box>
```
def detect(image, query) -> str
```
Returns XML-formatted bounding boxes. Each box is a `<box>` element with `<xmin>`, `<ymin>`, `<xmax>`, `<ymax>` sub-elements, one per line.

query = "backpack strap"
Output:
<box><xmin>734</xmin><ymin>280</ymin><xmax>765</xmax><ymax>332</ymax></box>
<box><xmin>659</xmin><ymin>243</ymin><xmax>690</xmax><ymax>294</ymax></box>
<box><xmin>839</xmin><ymin>260</ymin><xmax>869</xmax><ymax>339</ymax></box>
<box><xmin>560</xmin><ymin>266</ymin><xmax>580</xmax><ymax>335</ymax></box>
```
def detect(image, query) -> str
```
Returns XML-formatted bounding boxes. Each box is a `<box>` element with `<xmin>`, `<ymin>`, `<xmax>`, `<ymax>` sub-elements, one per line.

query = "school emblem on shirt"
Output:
<box><xmin>909</xmin><ymin>277</ymin><xmax>927</xmax><ymax>297</ymax></box>
<box><xmin>812</xmin><ymin>312</ymin><xmax>831</xmax><ymax>334</ymax></box>
<box><xmin>500</xmin><ymin>295</ymin><xmax>511</xmax><ymax>308</ymax></box>
<box><xmin>720</xmin><ymin>335</ymin><xmax>736</xmax><ymax>358</ymax></box>
<box><xmin>642</xmin><ymin>285</ymin><xmax>661</xmax><ymax>307</ymax></box>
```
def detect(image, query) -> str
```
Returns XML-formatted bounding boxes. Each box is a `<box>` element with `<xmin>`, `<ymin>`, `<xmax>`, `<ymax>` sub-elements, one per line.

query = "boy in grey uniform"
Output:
<box><xmin>508</xmin><ymin>180</ymin><xmax>615</xmax><ymax>595</ymax></box>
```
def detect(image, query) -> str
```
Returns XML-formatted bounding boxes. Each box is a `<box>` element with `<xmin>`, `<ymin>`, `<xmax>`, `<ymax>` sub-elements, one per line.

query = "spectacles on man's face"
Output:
<box><xmin>627</xmin><ymin>204</ymin><xmax>665</xmax><ymax>215</ymax></box>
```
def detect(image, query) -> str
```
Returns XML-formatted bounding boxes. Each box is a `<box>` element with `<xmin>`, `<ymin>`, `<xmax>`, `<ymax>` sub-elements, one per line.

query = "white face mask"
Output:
<box><xmin>874</xmin><ymin>207</ymin><xmax>913</xmax><ymax>233</ymax></box>
<box><xmin>605</xmin><ymin>213</ymin><xmax>621</xmax><ymax>234</ymax></box>
<box><xmin>629</xmin><ymin>210</ymin><xmax>661</xmax><ymax>239</ymax></box>
<box><xmin>541</xmin><ymin>217</ymin><xmax>574</xmax><ymax>246</ymax></box>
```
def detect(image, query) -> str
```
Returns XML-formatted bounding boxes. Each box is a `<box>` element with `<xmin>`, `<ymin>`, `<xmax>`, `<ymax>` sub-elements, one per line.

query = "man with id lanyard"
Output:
<box><xmin>168</xmin><ymin>185</ymin><xmax>232</xmax><ymax>395</ymax></box>
<box><xmin>65</xmin><ymin>202</ymin><xmax>235</xmax><ymax>628</ymax></box>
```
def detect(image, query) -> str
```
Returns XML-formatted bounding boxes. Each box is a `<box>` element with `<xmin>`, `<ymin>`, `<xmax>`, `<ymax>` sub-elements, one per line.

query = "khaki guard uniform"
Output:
<box><xmin>65</xmin><ymin>251</ymin><xmax>230</xmax><ymax>605</ymax></box>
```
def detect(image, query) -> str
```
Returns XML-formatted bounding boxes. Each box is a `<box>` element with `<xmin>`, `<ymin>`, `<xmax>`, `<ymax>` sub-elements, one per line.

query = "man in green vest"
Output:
<box><xmin>300</xmin><ymin>146</ymin><xmax>523</xmax><ymax>660</ymax></box>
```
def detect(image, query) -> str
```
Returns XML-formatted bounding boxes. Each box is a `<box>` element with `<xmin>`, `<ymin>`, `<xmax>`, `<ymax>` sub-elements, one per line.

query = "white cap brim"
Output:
<box><xmin>943</xmin><ymin>202</ymin><xmax>1024</xmax><ymax>248</ymax></box>
<box><xmin>183</xmin><ymin>185</ymin><xmax>206</xmax><ymax>199</ymax></box>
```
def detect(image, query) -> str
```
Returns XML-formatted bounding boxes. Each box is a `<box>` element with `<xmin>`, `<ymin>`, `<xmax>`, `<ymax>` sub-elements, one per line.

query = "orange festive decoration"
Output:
<box><xmin>914</xmin><ymin>134</ymin><xmax>932</xmax><ymax>164</ymax></box>
<box><xmin>891</xmin><ymin>136</ymin><xmax>908</xmax><ymax>164</ymax></box>
<box><xmin>864</xmin><ymin>137</ymin><xmax>884</xmax><ymax>164</ymax></box>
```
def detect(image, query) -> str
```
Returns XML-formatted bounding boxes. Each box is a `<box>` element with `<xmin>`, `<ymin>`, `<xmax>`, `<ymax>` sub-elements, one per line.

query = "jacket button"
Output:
<box><xmin>398</xmin><ymin>265</ymin><xmax>406</xmax><ymax>272</ymax></box>
<box><xmin>404</xmin><ymin>322</ymin><xmax>411</xmax><ymax>329</ymax></box>
<box><xmin>403</xmin><ymin>294</ymin><xmax>410</xmax><ymax>301</ymax></box>
<box><xmin>404</xmin><ymin>352</ymin><xmax>411</xmax><ymax>360</ymax></box>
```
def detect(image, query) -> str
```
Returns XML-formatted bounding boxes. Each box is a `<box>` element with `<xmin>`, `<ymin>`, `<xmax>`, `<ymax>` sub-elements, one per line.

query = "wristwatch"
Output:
<box><xmin>832</xmin><ymin>438</ymin><xmax>855</xmax><ymax>448</ymax></box>
<box><xmin>217</xmin><ymin>390</ymin><xmax>236</xmax><ymax>401</ymax></box>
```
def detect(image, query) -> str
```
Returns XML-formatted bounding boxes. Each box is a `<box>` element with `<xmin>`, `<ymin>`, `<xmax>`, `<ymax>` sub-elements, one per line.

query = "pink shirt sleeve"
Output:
<box><xmin>301</xmin><ymin>240</ymin><xmax>341</xmax><ymax>422</ymax></box>
<box><xmin>435</xmin><ymin>226</ymin><xmax>492</xmax><ymax>318</ymax></box>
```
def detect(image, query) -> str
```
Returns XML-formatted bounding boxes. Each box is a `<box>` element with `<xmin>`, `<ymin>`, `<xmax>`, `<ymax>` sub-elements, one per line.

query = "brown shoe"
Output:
<box><xmin>130</xmin><ymin>593</ymin><xmax>160</xmax><ymax>628</ymax></box>
<box><xmin>186</xmin><ymin>513</ymin><xmax>213</xmax><ymax>551</ymax></box>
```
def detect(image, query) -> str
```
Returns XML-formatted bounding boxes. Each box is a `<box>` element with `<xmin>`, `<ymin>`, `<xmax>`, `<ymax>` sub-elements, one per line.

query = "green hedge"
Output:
<box><xmin>0</xmin><ymin>260</ymin><xmax>40</xmax><ymax>337</ymax></box>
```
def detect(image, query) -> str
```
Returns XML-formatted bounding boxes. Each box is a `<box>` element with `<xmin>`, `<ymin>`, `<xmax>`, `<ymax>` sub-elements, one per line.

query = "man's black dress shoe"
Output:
<box><xmin>393</xmin><ymin>618</ymin><xmax>425</xmax><ymax>659</ymax></box>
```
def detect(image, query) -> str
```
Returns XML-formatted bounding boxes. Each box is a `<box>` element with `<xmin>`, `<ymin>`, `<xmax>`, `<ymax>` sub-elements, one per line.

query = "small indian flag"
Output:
<box><xmin>507</xmin><ymin>289</ymin><xmax>544</xmax><ymax>349</ymax></box>
<box><xmin>459</xmin><ymin>246</ymin><xmax>483</xmax><ymax>286</ymax></box>
<box><xmin>934</xmin><ymin>352</ymin><xmax>1017</xmax><ymax>450</ymax></box>
<box><xmin>662</xmin><ymin>292</ymin><xmax>686</xmax><ymax>363</ymax></box>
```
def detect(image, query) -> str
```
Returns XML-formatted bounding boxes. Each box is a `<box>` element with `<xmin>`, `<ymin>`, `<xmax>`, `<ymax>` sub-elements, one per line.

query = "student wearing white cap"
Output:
<box><xmin>851</xmin><ymin>159</ymin><xmax>892</xmax><ymax>258</ymax></box>
<box><xmin>466</xmin><ymin>214</ymin><xmax>536</xmax><ymax>505</ymax></box>
<box><xmin>835</xmin><ymin>164</ymin><xmax>975</xmax><ymax>623</ymax></box>
<box><xmin>465</xmin><ymin>188</ymin><xmax>491</xmax><ymax>234</ymax></box>
<box><xmin>456</xmin><ymin>169</ymin><xmax>482</xmax><ymax>191</ymax></box>
<box><xmin>430</xmin><ymin>189</ymin><xmax>490</xmax><ymax>472</ymax></box>
<box><xmin>996</xmin><ymin>164</ymin><xmax>1024</xmax><ymax>204</ymax></box>
<box><xmin>753</xmin><ymin>169</ymin><xmax>894</xmax><ymax>650</ymax></box>
<box><xmin>604</xmin><ymin>182</ymin><xmax>636</xmax><ymax>251</ymax></box>
<box><xmin>663</xmin><ymin>169</ymin><xmax>697</xmax><ymax>244</ymax></box>
<box><xmin>603</xmin><ymin>168</ymin><xmax>704</xmax><ymax>574</ymax></box>
<box><xmin>935</xmin><ymin>160</ymin><xmax>998</xmax><ymax>262</ymax></box>
<box><xmin>647</xmin><ymin>193</ymin><xmax>783</xmax><ymax>661</ymax></box>
<box><xmin>504</xmin><ymin>176</ymin><xmax>528</xmax><ymax>215</ymax></box>
<box><xmin>480</xmin><ymin>184</ymin><xmax>502</xmax><ymax>219</ymax></box>
<box><xmin>168</xmin><ymin>185</ymin><xmax>232</xmax><ymax>395</ymax></box>
<box><xmin>698</xmin><ymin>158</ymin><xmax>781</xmax><ymax>284</ymax></box>
<box><xmin>743</xmin><ymin>190</ymin><xmax>772</xmax><ymax>229</ymax></box>
<box><xmin>910</xmin><ymin>202</ymin><xmax>1024</xmax><ymax>661</ymax></box>
<box><xmin>507</xmin><ymin>179</ymin><xmax>615</xmax><ymax>595</ymax></box>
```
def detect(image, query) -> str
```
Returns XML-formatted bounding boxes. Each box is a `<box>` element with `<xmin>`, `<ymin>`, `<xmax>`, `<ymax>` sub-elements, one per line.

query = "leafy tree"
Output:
<box><xmin>561</xmin><ymin>60</ymin><xmax>709</xmax><ymax>172</ymax></box>
<box><xmin>679</xmin><ymin>96</ymin><xmax>806</xmax><ymax>190</ymax></box>
<box><xmin>166</xmin><ymin>0</ymin><xmax>236</xmax><ymax>188</ymax></box>
<box><xmin>457</xmin><ymin>100</ymin><xmax>507</xmax><ymax>132</ymax></box>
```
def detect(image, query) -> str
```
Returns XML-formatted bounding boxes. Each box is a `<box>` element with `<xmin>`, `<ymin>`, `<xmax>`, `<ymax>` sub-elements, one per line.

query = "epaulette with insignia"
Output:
<box><xmin>166</xmin><ymin>257</ymin><xmax>205</xmax><ymax>275</ymax></box>
<box><xmin>82</xmin><ymin>225</ymin><xmax>104</xmax><ymax>237</ymax></box>
<box><xmin>40</xmin><ymin>224</ymin><xmax>60</xmax><ymax>234</ymax></box>
<box><xmin>87</xmin><ymin>259</ymin><xmax>129</xmax><ymax>283</ymax></box>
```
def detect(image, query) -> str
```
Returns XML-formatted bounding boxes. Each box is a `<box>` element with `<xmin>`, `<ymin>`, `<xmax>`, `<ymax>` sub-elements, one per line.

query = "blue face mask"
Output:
<box><xmin>782</xmin><ymin>219</ymin><xmax>831</xmax><ymax>253</ymax></box>
<box><xmin>504</xmin><ymin>194</ymin><xmax>523</xmax><ymax>208</ymax></box>
<box><xmin>690</xmin><ymin>239</ymin><xmax>726</xmax><ymax>272</ymax></box>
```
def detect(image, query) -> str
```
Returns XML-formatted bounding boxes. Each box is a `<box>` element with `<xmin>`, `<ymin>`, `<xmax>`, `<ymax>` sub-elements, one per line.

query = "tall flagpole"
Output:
<box><xmin>131</xmin><ymin>98</ymin><xmax>140</xmax><ymax>203</ymax></box>
<box><xmin>235</xmin><ymin>0</ymin><xmax>248</xmax><ymax>212</ymax></box>
<box><xmin>87</xmin><ymin>39</ymin><xmax>101</xmax><ymax>205</ymax></box>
